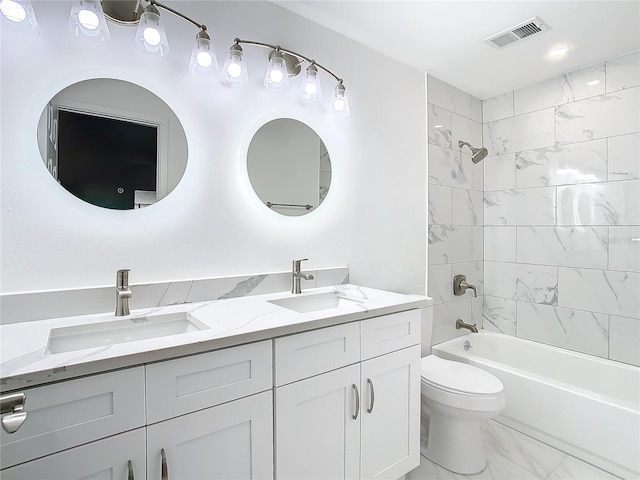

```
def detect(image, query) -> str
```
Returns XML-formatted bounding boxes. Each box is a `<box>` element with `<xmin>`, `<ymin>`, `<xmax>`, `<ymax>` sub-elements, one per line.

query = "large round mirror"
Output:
<box><xmin>247</xmin><ymin>119</ymin><xmax>331</xmax><ymax>216</ymax></box>
<box><xmin>37</xmin><ymin>79</ymin><xmax>188</xmax><ymax>210</ymax></box>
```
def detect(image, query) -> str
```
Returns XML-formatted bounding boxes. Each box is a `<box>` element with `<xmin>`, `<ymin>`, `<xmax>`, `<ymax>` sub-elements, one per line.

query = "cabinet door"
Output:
<box><xmin>275</xmin><ymin>364</ymin><xmax>361</xmax><ymax>480</ymax></box>
<box><xmin>360</xmin><ymin>345</ymin><xmax>420</xmax><ymax>480</ymax></box>
<box><xmin>1</xmin><ymin>428</ymin><xmax>146</xmax><ymax>480</ymax></box>
<box><xmin>147</xmin><ymin>391</ymin><xmax>273</xmax><ymax>480</ymax></box>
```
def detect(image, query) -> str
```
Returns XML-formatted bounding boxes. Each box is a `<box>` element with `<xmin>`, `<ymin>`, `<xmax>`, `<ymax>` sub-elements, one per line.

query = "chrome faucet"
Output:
<box><xmin>292</xmin><ymin>259</ymin><xmax>314</xmax><ymax>294</ymax></box>
<box><xmin>453</xmin><ymin>274</ymin><xmax>477</xmax><ymax>298</ymax></box>
<box><xmin>115</xmin><ymin>269</ymin><xmax>132</xmax><ymax>316</ymax></box>
<box><xmin>456</xmin><ymin>319</ymin><xmax>478</xmax><ymax>333</ymax></box>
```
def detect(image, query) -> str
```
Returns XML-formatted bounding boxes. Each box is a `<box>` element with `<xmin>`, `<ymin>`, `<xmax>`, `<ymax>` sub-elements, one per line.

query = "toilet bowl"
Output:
<box><xmin>420</xmin><ymin>354</ymin><xmax>505</xmax><ymax>474</ymax></box>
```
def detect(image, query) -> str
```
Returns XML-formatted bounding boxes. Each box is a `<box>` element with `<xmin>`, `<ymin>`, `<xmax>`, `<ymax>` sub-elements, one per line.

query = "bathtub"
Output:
<box><xmin>432</xmin><ymin>331</ymin><xmax>640</xmax><ymax>479</ymax></box>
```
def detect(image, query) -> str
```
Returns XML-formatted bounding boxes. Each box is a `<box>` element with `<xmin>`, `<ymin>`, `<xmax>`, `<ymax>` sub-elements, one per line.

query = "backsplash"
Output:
<box><xmin>427</xmin><ymin>76</ymin><xmax>484</xmax><ymax>345</ymax></box>
<box><xmin>481</xmin><ymin>50</ymin><xmax>639</xmax><ymax>366</ymax></box>
<box><xmin>0</xmin><ymin>267</ymin><xmax>349</xmax><ymax>324</ymax></box>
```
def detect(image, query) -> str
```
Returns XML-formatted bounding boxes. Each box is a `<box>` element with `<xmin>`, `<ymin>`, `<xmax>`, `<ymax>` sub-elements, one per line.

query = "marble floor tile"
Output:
<box><xmin>546</xmin><ymin>455</ymin><xmax>622</xmax><ymax>479</ymax></box>
<box><xmin>408</xmin><ymin>420</ymin><xmax>623</xmax><ymax>480</ymax></box>
<box><xmin>481</xmin><ymin>421</ymin><xmax>566</xmax><ymax>479</ymax></box>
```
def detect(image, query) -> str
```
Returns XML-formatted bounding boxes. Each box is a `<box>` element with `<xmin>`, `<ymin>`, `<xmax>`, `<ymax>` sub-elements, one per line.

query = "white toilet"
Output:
<box><xmin>420</xmin><ymin>354</ymin><xmax>506</xmax><ymax>474</ymax></box>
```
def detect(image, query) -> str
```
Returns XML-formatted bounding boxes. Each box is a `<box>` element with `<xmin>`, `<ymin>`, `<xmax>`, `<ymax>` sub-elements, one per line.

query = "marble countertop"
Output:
<box><xmin>1</xmin><ymin>284</ymin><xmax>430</xmax><ymax>392</ymax></box>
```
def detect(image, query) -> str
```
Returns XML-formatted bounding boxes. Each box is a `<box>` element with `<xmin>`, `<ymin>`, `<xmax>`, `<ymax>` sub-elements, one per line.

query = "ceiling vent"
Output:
<box><xmin>484</xmin><ymin>17</ymin><xmax>549</xmax><ymax>49</ymax></box>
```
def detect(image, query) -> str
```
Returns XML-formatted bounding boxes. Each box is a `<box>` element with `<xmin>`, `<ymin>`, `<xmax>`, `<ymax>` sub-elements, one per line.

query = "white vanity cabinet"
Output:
<box><xmin>1</xmin><ymin>341</ymin><xmax>273</xmax><ymax>480</ymax></box>
<box><xmin>0</xmin><ymin>367</ymin><xmax>146</xmax><ymax>475</ymax></box>
<box><xmin>1</xmin><ymin>428</ymin><xmax>147</xmax><ymax>480</ymax></box>
<box><xmin>145</xmin><ymin>341</ymin><xmax>274</xmax><ymax>480</ymax></box>
<box><xmin>274</xmin><ymin>309</ymin><xmax>421</xmax><ymax>480</ymax></box>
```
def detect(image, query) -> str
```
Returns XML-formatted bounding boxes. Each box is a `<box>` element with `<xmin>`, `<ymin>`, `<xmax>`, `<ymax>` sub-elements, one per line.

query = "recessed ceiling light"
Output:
<box><xmin>434</xmin><ymin>124</ymin><xmax>443</xmax><ymax>129</ymax></box>
<box><xmin>548</xmin><ymin>46</ymin><xmax>569</xmax><ymax>58</ymax></box>
<box><xmin>587</xmin><ymin>80</ymin><xmax>601</xmax><ymax>86</ymax></box>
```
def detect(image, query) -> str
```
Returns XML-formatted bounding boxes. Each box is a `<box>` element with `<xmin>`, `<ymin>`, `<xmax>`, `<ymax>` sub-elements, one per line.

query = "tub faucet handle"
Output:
<box><xmin>453</xmin><ymin>274</ymin><xmax>477</xmax><ymax>298</ymax></box>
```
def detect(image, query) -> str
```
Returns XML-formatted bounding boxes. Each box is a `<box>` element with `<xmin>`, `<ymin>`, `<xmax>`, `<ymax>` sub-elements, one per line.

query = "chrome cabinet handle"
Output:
<box><xmin>352</xmin><ymin>384</ymin><xmax>360</xmax><ymax>420</ymax></box>
<box><xmin>366</xmin><ymin>378</ymin><xmax>375</xmax><ymax>414</ymax></box>
<box><xmin>161</xmin><ymin>448</ymin><xmax>168</xmax><ymax>480</ymax></box>
<box><xmin>127</xmin><ymin>460</ymin><xmax>134</xmax><ymax>480</ymax></box>
<box><xmin>1</xmin><ymin>393</ymin><xmax>27</xmax><ymax>434</ymax></box>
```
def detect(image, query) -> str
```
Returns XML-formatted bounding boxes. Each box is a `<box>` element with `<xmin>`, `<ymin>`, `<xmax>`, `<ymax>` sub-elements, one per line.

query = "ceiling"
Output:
<box><xmin>271</xmin><ymin>1</ymin><xmax>640</xmax><ymax>99</ymax></box>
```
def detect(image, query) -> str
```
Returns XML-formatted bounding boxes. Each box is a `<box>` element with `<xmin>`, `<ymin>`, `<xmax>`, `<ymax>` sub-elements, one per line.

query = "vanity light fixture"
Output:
<box><xmin>300</xmin><ymin>63</ymin><xmax>323</xmax><ymax>102</ymax></box>
<box><xmin>0</xmin><ymin>0</ymin><xmax>38</xmax><ymax>32</ymax></box>
<box><xmin>134</xmin><ymin>2</ymin><xmax>169</xmax><ymax>56</ymax></box>
<box><xmin>224</xmin><ymin>38</ymin><xmax>349</xmax><ymax>115</ymax></box>
<box><xmin>264</xmin><ymin>48</ymin><xmax>290</xmax><ymax>91</ymax></box>
<box><xmin>2</xmin><ymin>1</ymin><xmax>350</xmax><ymax>115</ymax></box>
<box><xmin>222</xmin><ymin>42</ymin><xmax>249</xmax><ymax>86</ymax></box>
<box><xmin>69</xmin><ymin>0</ymin><xmax>110</xmax><ymax>40</ymax></box>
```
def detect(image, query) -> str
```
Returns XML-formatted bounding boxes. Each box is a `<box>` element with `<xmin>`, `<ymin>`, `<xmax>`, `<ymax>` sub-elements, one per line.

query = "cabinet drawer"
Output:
<box><xmin>1</xmin><ymin>428</ymin><xmax>146</xmax><ymax>479</ymax></box>
<box><xmin>1</xmin><ymin>367</ymin><xmax>145</xmax><ymax>469</ymax></box>
<box><xmin>361</xmin><ymin>309</ymin><xmax>421</xmax><ymax>360</ymax></box>
<box><xmin>275</xmin><ymin>322</ymin><xmax>360</xmax><ymax>386</ymax></box>
<box><xmin>146</xmin><ymin>340</ymin><xmax>272</xmax><ymax>423</ymax></box>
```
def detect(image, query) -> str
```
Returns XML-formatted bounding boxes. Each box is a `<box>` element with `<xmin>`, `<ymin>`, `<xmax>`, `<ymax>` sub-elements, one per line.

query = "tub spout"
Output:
<box><xmin>456</xmin><ymin>319</ymin><xmax>478</xmax><ymax>333</ymax></box>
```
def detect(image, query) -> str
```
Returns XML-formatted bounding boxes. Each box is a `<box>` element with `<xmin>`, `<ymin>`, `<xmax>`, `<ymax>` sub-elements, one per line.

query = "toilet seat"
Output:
<box><xmin>421</xmin><ymin>355</ymin><xmax>503</xmax><ymax>396</ymax></box>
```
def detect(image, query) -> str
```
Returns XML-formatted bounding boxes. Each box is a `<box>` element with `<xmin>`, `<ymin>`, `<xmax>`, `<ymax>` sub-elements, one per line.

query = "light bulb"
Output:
<box><xmin>78</xmin><ymin>8</ymin><xmax>98</xmax><ymax>29</ymax></box>
<box><xmin>0</xmin><ymin>0</ymin><xmax>26</xmax><ymax>22</ymax></box>
<box><xmin>228</xmin><ymin>62</ymin><xmax>242</xmax><ymax>78</ymax></box>
<box><xmin>197</xmin><ymin>51</ymin><xmax>212</xmax><ymax>68</ymax></box>
<box><xmin>264</xmin><ymin>50</ymin><xmax>289</xmax><ymax>91</ymax></box>
<box><xmin>269</xmin><ymin>69</ymin><xmax>284</xmax><ymax>83</ymax></box>
<box><xmin>331</xmin><ymin>81</ymin><xmax>350</xmax><ymax>116</ymax></box>
<box><xmin>189</xmin><ymin>29</ymin><xmax>218</xmax><ymax>74</ymax></box>
<box><xmin>222</xmin><ymin>42</ymin><xmax>248</xmax><ymax>86</ymax></box>
<box><xmin>299</xmin><ymin>63</ymin><xmax>322</xmax><ymax>102</ymax></box>
<box><xmin>304</xmin><ymin>83</ymin><xmax>317</xmax><ymax>95</ymax></box>
<box><xmin>144</xmin><ymin>27</ymin><xmax>161</xmax><ymax>46</ymax></box>
<box><xmin>69</xmin><ymin>0</ymin><xmax>109</xmax><ymax>40</ymax></box>
<box><xmin>134</xmin><ymin>4</ymin><xmax>168</xmax><ymax>55</ymax></box>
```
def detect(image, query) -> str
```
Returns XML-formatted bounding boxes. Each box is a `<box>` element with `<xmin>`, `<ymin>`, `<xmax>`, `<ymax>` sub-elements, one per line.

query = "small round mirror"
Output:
<box><xmin>247</xmin><ymin>119</ymin><xmax>331</xmax><ymax>216</ymax></box>
<box><xmin>37</xmin><ymin>78</ymin><xmax>188</xmax><ymax>210</ymax></box>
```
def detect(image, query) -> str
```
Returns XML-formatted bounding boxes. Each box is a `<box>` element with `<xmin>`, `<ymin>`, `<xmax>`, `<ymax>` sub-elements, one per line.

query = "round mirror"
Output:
<box><xmin>247</xmin><ymin>119</ymin><xmax>331</xmax><ymax>216</ymax></box>
<box><xmin>37</xmin><ymin>78</ymin><xmax>188</xmax><ymax>210</ymax></box>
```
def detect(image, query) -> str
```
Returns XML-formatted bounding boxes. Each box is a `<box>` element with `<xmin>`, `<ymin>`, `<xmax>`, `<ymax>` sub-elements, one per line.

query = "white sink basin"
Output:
<box><xmin>47</xmin><ymin>312</ymin><xmax>208</xmax><ymax>354</ymax></box>
<box><xmin>268</xmin><ymin>291</ymin><xmax>362</xmax><ymax>314</ymax></box>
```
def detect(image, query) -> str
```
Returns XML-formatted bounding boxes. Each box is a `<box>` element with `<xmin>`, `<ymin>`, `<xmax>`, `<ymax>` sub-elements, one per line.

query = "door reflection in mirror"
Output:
<box><xmin>37</xmin><ymin>79</ymin><xmax>188</xmax><ymax>210</ymax></box>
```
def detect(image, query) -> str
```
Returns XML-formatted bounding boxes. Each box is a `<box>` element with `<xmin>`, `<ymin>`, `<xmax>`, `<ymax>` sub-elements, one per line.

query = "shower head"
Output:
<box><xmin>458</xmin><ymin>140</ymin><xmax>488</xmax><ymax>164</ymax></box>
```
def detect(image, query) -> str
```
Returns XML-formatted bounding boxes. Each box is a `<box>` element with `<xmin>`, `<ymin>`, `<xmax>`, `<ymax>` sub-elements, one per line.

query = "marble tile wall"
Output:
<box><xmin>427</xmin><ymin>76</ymin><xmax>484</xmax><ymax>345</ymax></box>
<box><xmin>482</xmin><ymin>50</ymin><xmax>640</xmax><ymax>366</ymax></box>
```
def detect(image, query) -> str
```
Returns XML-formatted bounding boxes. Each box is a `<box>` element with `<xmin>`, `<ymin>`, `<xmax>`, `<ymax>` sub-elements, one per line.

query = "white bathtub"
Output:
<box><xmin>432</xmin><ymin>331</ymin><xmax>640</xmax><ymax>479</ymax></box>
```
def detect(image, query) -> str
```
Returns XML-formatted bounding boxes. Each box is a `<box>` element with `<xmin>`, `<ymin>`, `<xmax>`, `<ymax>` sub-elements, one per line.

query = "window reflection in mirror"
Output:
<box><xmin>247</xmin><ymin>119</ymin><xmax>331</xmax><ymax>216</ymax></box>
<box><xmin>37</xmin><ymin>79</ymin><xmax>187</xmax><ymax>210</ymax></box>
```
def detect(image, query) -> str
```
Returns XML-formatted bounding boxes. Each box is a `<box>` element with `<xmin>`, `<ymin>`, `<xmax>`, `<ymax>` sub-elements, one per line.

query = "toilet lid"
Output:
<box><xmin>421</xmin><ymin>355</ymin><xmax>503</xmax><ymax>396</ymax></box>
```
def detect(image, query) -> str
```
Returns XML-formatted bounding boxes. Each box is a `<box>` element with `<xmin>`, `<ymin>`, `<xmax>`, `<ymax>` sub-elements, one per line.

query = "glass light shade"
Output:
<box><xmin>331</xmin><ymin>82</ymin><xmax>350</xmax><ymax>117</ymax></box>
<box><xmin>300</xmin><ymin>64</ymin><xmax>322</xmax><ymax>102</ymax></box>
<box><xmin>222</xmin><ymin>43</ymin><xmax>248</xmax><ymax>86</ymax></box>
<box><xmin>0</xmin><ymin>0</ymin><xmax>39</xmax><ymax>33</ymax></box>
<box><xmin>264</xmin><ymin>51</ymin><xmax>289</xmax><ymax>91</ymax></box>
<box><xmin>69</xmin><ymin>0</ymin><xmax>110</xmax><ymax>40</ymax></box>
<box><xmin>134</xmin><ymin>5</ymin><xmax>169</xmax><ymax>56</ymax></box>
<box><xmin>189</xmin><ymin>30</ymin><xmax>218</xmax><ymax>73</ymax></box>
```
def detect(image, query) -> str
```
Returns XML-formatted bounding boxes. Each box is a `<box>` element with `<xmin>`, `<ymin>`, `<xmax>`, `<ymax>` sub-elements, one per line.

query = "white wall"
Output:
<box><xmin>0</xmin><ymin>1</ymin><xmax>426</xmax><ymax>296</ymax></box>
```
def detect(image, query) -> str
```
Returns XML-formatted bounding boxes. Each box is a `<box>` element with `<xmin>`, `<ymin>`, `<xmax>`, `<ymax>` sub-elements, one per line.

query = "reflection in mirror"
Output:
<box><xmin>247</xmin><ymin>119</ymin><xmax>331</xmax><ymax>216</ymax></box>
<box><xmin>37</xmin><ymin>79</ymin><xmax>188</xmax><ymax>210</ymax></box>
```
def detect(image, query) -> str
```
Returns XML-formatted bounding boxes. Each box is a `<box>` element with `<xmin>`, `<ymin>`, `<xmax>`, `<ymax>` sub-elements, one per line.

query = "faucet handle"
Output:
<box><xmin>116</xmin><ymin>269</ymin><xmax>130</xmax><ymax>286</ymax></box>
<box><xmin>292</xmin><ymin>258</ymin><xmax>309</xmax><ymax>271</ymax></box>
